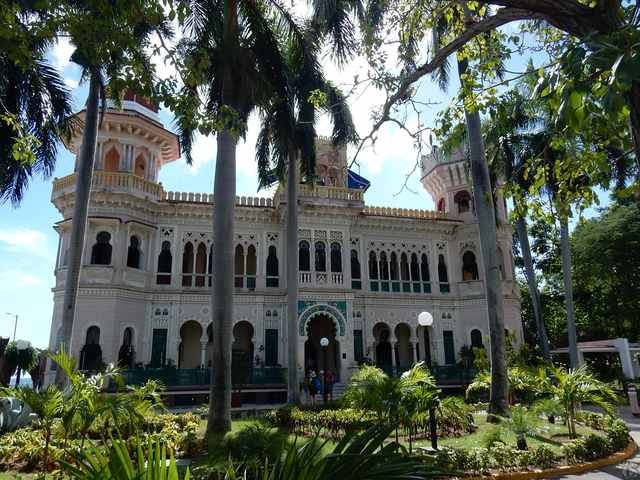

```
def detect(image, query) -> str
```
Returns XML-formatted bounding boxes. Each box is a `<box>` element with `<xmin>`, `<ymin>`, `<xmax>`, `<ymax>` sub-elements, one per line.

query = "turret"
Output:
<box><xmin>64</xmin><ymin>90</ymin><xmax>180</xmax><ymax>184</ymax></box>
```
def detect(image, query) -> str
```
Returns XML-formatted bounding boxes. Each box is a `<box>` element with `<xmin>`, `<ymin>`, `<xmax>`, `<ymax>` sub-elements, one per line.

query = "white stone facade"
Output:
<box><xmin>46</xmin><ymin>99</ymin><xmax>521</xmax><ymax>388</ymax></box>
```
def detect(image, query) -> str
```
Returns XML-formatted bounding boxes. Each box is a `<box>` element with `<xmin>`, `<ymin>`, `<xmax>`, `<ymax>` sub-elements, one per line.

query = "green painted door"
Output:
<box><xmin>443</xmin><ymin>330</ymin><xmax>455</xmax><ymax>365</ymax></box>
<box><xmin>265</xmin><ymin>328</ymin><xmax>278</xmax><ymax>366</ymax></box>
<box><xmin>151</xmin><ymin>328</ymin><xmax>167</xmax><ymax>367</ymax></box>
<box><xmin>353</xmin><ymin>329</ymin><xmax>364</xmax><ymax>363</ymax></box>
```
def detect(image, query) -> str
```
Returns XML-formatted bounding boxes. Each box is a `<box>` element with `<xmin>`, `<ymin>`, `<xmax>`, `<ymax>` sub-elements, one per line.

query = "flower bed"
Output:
<box><xmin>421</xmin><ymin>414</ymin><xmax>631</xmax><ymax>476</ymax></box>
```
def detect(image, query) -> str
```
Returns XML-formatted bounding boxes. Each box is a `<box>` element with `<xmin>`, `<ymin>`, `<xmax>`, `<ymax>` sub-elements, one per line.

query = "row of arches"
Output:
<box><xmin>90</xmin><ymin>231</ymin><xmax>144</xmax><ymax>269</ymax></box>
<box><xmin>436</xmin><ymin>189</ymin><xmax>473</xmax><ymax>215</ymax></box>
<box><xmin>298</xmin><ymin>240</ymin><xmax>342</xmax><ymax>273</ymax></box>
<box><xmin>102</xmin><ymin>145</ymin><xmax>150</xmax><ymax>178</ymax></box>
<box><xmin>367</xmin><ymin>251</ymin><xmax>443</xmax><ymax>293</ymax></box>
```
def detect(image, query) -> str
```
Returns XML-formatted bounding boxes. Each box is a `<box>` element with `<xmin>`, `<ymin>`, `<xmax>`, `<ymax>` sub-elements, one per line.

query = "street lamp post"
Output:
<box><xmin>320</xmin><ymin>337</ymin><xmax>329</xmax><ymax>405</ymax></box>
<box><xmin>418</xmin><ymin>311</ymin><xmax>437</xmax><ymax>450</ymax></box>
<box><xmin>4</xmin><ymin>313</ymin><xmax>18</xmax><ymax>342</ymax></box>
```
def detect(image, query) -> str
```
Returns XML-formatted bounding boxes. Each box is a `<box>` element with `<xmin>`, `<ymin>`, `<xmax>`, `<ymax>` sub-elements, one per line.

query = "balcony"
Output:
<box><xmin>52</xmin><ymin>171</ymin><xmax>164</xmax><ymax>201</ymax></box>
<box><xmin>299</xmin><ymin>271</ymin><xmax>344</xmax><ymax>287</ymax></box>
<box><xmin>116</xmin><ymin>367</ymin><xmax>287</xmax><ymax>389</ymax></box>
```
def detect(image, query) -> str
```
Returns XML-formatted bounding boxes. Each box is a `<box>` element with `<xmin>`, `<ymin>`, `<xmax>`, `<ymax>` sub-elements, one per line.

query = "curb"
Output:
<box><xmin>464</xmin><ymin>440</ymin><xmax>638</xmax><ymax>480</ymax></box>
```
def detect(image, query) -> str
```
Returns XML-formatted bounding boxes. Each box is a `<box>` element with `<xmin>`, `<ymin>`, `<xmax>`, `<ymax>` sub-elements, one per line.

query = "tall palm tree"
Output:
<box><xmin>256</xmin><ymin>27</ymin><xmax>357</xmax><ymax>404</ymax></box>
<box><xmin>428</xmin><ymin>7</ymin><xmax>509</xmax><ymax>416</ymax></box>
<box><xmin>175</xmin><ymin>0</ymin><xmax>311</xmax><ymax>435</ymax></box>
<box><xmin>0</xmin><ymin>4</ymin><xmax>73</xmax><ymax>204</ymax></box>
<box><xmin>484</xmin><ymin>89</ymin><xmax>552</xmax><ymax>363</ymax></box>
<box><xmin>55</xmin><ymin>1</ymin><xmax>171</xmax><ymax>386</ymax></box>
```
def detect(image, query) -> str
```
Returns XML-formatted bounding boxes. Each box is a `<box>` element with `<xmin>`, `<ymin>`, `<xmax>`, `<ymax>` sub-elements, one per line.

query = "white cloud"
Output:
<box><xmin>0</xmin><ymin>228</ymin><xmax>54</xmax><ymax>260</ymax></box>
<box><xmin>185</xmin><ymin>133</ymin><xmax>216</xmax><ymax>173</ymax></box>
<box><xmin>52</xmin><ymin>38</ymin><xmax>74</xmax><ymax>71</ymax></box>
<box><xmin>0</xmin><ymin>270</ymin><xmax>47</xmax><ymax>289</ymax></box>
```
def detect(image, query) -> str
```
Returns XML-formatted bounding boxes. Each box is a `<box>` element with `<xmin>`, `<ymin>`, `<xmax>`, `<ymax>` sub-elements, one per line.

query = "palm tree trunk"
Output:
<box><xmin>286</xmin><ymin>152</ymin><xmax>299</xmax><ymax>404</ymax></box>
<box><xmin>55</xmin><ymin>73</ymin><xmax>100</xmax><ymax>386</ymax></box>
<box><xmin>457</xmin><ymin>59</ymin><xmax>508</xmax><ymax>418</ymax></box>
<box><xmin>207</xmin><ymin>127</ymin><xmax>236</xmax><ymax>436</ymax></box>
<box><xmin>514</xmin><ymin>216</ymin><xmax>552</xmax><ymax>363</ymax></box>
<box><xmin>559</xmin><ymin>217</ymin><xmax>580</xmax><ymax>369</ymax></box>
<box><xmin>626</xmin><ymin>82</ymin><xmax>640</xmax><ymax>178</ymax></box>
<box><xmin>14</xmin><ymin>368</ymin><xmax>21</xmax><ymax>387</ymax></box>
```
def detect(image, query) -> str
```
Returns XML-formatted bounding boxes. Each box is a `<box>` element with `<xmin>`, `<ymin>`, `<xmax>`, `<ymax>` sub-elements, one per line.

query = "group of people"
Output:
<box><xmin>301</xmin><ymin>369</ymin><xmax>336</xmax><ymax>404</ymax></box>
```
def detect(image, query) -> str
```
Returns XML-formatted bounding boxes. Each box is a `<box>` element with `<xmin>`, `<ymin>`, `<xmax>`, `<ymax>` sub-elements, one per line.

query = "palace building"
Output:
<box><xmin>45</xmin><ymin>93</ymin><xmax>522</xmax><ymax>397</ymax></box>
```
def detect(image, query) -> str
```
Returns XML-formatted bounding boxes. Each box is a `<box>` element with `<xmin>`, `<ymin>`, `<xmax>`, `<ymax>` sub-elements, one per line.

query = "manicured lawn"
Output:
<box><xmin>411</xmin><ymin>412</ymin><xmax>598</xmax><ymax>453</ymax></box>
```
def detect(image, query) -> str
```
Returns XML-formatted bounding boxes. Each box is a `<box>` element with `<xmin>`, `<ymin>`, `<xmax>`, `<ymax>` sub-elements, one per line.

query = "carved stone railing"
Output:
<box><xmin>363</xmin><ymin>206</ymin><xmax>452</xmax><ymax>220</ymax></box>
<box><xmin>164</xmin><ymin>191</ymin><xmax>274</xmax><ymax>207</ymax></box>
<box><xmin>52</xmin><ymin>172</ymin><xmax>164</xmax><ymax>199</ymax></box>
<box><xmin>298</xmin><ymin>184</ymin><xmax>364</xmax><ymax>201</ymax></box>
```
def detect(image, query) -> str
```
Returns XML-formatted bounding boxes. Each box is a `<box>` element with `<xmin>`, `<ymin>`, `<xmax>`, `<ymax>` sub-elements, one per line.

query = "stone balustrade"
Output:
<box><xmin>52</xmin><ymin>172</ymin><xmax>164</xmax><ymax>199</ymax></box>
<box><xmin>363</xmin><ymin>205</ymin><xmax>451</xmax><ymax>220</ymax></box>
<box><xmin>163</xmin><ymin>191</ymin><xmax>274</xmax><ymax>207</ymax></box>
<box><xmin>298</xmin><ymin>184</ymin><xmax>364</xmax><ymax>201</ymax></box>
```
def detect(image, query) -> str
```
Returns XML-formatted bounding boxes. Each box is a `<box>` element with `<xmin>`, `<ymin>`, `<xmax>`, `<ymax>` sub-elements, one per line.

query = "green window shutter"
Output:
<box><xmin>265</xmin><ymin>329</ymin><xmax>278</xmax><ymax>366</ymax></box>
<box><xmin>443</xmin><ymin>330</ymin><xmax>455</xmax><ymax>365</ymax></box>
<box><xmin>151</xmin><ymin>328</ymin><xmax>167</xmax><ymax>367</ymax></box>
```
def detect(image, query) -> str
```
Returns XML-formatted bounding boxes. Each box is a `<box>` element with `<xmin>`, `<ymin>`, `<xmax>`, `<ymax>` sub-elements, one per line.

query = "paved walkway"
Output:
<box><xmin>550</xmin><ymin>407</ymin><xmax>640</xmax><ymax>479</ymax></box>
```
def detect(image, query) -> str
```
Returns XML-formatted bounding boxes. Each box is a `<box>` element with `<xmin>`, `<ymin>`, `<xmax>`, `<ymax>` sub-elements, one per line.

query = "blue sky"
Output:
<box><xmin>0</xmin><ymin>31</ymin><xmax>608</xmax><ymax>348</ymax></box>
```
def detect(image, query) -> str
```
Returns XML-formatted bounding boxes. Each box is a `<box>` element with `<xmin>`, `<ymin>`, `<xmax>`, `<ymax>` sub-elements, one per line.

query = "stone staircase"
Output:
<box><xmin>332</xmin><ymin>382</ymin><xmax>347</xmax><ymax>400</ymax></box>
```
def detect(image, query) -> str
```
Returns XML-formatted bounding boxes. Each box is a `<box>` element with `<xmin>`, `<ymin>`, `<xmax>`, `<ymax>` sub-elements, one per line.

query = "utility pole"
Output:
<box><xmin>4</xmin><ymin>313</ymin><xmax>18</xmax><ymax>341</ymax></box>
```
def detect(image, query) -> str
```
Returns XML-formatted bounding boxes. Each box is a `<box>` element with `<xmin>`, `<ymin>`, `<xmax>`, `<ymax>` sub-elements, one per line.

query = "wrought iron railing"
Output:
<box><xmin>377</xmin><ymin>365</ymin><xmax>475</xmax><ymax>384</ymax></box>
<box><xmin>117</xmin><ymin>367</ymin><xmax>286</xmax><ymax>388</ymax></box>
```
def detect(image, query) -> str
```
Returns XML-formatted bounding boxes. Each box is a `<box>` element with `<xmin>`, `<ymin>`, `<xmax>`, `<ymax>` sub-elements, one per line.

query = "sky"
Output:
<box><xmin>0</xmin><ymin>22</ymin><xmax>609</xmax><ymax>349</ymax></box>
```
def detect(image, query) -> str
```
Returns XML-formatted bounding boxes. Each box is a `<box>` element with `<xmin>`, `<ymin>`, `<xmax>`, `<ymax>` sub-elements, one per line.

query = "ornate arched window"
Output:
<box><xmin>330</xmin><ymin>242</ymin><xmax>342</xmax><ymax>273</ymax></box>
<box><xmin>401</xmin><ymin>253</ymin><xmax>412</xmax><ymax>293</ymax></box>
<box><xmin>368</xmin><ymin>251</ymin><xmax>379</xmax><ymax>291</ymax></box>
<box><xmin>379</xmin><ymin>251</ymin><xmax>390</xmax><ymax>291</ymax></box>
<box><xmin>470</xmin><ymin>329</ymin><xmax>484</xmax><ymax>349</ymax></box>
<box><xmin>104</xmin><ymin>146</ymin><xmax>120</xmax><ymax>172</ymax></box>
<box><xmin>90</xmin><ymin>231</ymin><xmax>112</xmax><ymax>265</ymax></box>
<box><xmin>420</xmin><ymin>253</ymin><xmax>431</xmax><ymax>293</ymax></box>
<box><xmin>80</xmin><ymin>326</ymin><xmax>102</xmax><ymax>371</ymax></box>
<box><xmin>299</xmin><ymin>241</ymin><xmax>310</xmax><ymax>272</ymax></box>
<box><xmin>351</xmin><ymin>250</ymin><xmax>361</xmax><ymax>289</ymax></box>
<box><xmin>454</xmin><ymin>190</ymin><xmax>472</xmax><ymax>214</ymax></box>
<box><xmin>266</xmin><ymin>245</ymin><xmax>279</xmax><ymax>287</ymax></box>
<box><xmin>126</xmin><ymin>235</ymin><xmax>141</xmax><ymax>269</ymax></box>
<box><xmin>246</xmin><ymin>245</ymin><xmax>257</xmax><ymax>290</ymax></box>
<box><xmin>314</xmin><ymin>241</ymin><xmax>326</xmax><ymax>272</ymax></box>
<box><xmin>156</xmin><ymin>241</ymin><xmax>172</xmax><ymax>284</ymax></box>
<box><xmin>118</xmin><ymin>327</ymin><xmax>135</xmax><ymax>368</ymax></box>
<box><xmin>410</xmin><ymin>253</ymin><xmax>420</xmax><ymax>291</ymax></box>
<box><xmin>181</xmin><ymin>242</ymin><xmax>194</xmax><ymax>286</ymax></box>
<box><xmin>134</xmin><ymin>154</ymin><xmax>146</xmax><ymax>178</ymax></box>
<box><xmin>234</xmin><ymin>245</ymin><xmax>244</xmax><ymax>288</ymax></box>
<box><xmin>195</xmin><ymin>243</ymin><xmax>207</xmax><ymax>287</ymax></box>
<box><xmin>438</xmin><ymin>254</ymin><xmax>449</xmax><ymax>293</ymax></box>
<box><xmin>462</xmin><ymin>251</ymin><xmax>479</xmax><ymax>281</ymax></box>
<box><xmin>390</xmin><ymin>252</ymin><xmax>400</xmax><ymax>292</ymax></box>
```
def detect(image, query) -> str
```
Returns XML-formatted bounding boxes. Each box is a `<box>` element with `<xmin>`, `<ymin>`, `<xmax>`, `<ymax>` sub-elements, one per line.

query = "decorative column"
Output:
<box><xmin>200</xmin><ymin>340</ymin><xmax>207</xmax><ymax>368</ymax></box>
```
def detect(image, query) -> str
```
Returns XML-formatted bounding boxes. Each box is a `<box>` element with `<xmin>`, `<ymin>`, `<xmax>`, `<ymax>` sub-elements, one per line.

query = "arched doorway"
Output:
<box><xmin>117</xmin><ymin>327</ymin><xmax>135</xmax><ymax>368</ymax></box>
<box><xmin>395</xmin><ymin>323</ymin><xmax>412</xmax><ymax>370</ymax></box>
<box><xmin>178</xmin><ymin>321</ymin><xmax>202</xmax><ymax>368</ymax></box>
<box><xmin>79</xmin><ymin>326</ymin><xmax>102</xmax><ymax>372</ymax></box>
<box><xmin>373</xmin><ymin>322</ymin><xmax>392</xmax><ymax>368</ymax></box>
<box><xmin>417</xmin><ymin>325</ymin><xmax>433</xmax><ymax>367</ymax></box>
<box><xmin>304</xmin><ymin>315</ymin><xmax>340</xmax><ymax>381</ymax></box>
<box><xmin>232</xmin><ymin>321</ymin><xmax>254</xmax><ymax>384</ymax></box>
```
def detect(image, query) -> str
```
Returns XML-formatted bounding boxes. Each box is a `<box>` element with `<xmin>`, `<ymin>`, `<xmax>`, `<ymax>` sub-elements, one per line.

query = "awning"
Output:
<box><xmin>347</xmin><ymin>169</ymin><xmax>371</xmax><ymax>191</ymax></box>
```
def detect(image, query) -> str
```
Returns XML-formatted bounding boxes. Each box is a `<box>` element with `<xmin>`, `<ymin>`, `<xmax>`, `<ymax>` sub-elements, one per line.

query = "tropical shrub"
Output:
<box><xmin>430</xmin><ymin>444</ymin><xmax>559</xmax><ymax>473</ymax></box>
<box><xmin>533</xmin><ymin>397</ymin><xmax>564</xmax><ymax>423</ymax></box>
<box><xmin>0</xmin><ymin>425</ymin><xmax>80</xmax><ymax>471</ymax></box>
<box><xmin>221</xmin><ymin>423</ymin><xmax>284</xmax><ymax>464</ymax></box>
<box><xmin>500</xmin><ymin>405</ymin><xmax>541</xmax><ymax>450</ymax></box>
<box><xmin>550</xmin><ymin>366</ymin><xmax>618</xmax><ymax>437</ymax></box>
<box><xmin>62</xmin><ymin>437</ymin><xmax>189</xmax><ymax>480</ymax></box>
<box><xmin>481</xmin><ymin>425</ymin><xmax>505</xmax><ymax>449</ymax></box>
<box><xmin>435</xmin><ymin>397</ymin><xmax>475</xmax><ymax>436</ymax></box>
